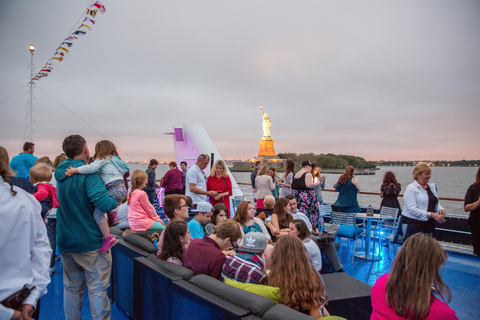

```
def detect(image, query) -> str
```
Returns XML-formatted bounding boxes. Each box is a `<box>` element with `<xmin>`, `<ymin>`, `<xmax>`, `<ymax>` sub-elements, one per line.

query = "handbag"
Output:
<box><xmin>0</xmin><ymin>285</ymin><xmax>35</xmax><ymax>310</ymax></box>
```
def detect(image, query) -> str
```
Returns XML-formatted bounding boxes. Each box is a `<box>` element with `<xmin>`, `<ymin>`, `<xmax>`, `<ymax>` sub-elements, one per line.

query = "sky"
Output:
<box><xmin>1</xmin><ymin>0</ymin><xmax>479</xmax><ymax>163</ymax></box>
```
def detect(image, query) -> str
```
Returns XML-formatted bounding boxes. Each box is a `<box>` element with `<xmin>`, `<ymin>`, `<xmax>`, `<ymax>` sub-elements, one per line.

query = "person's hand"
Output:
<box><xmin>10</xmin><ymin>310</ymin><xmax>22</xmax><ymax>320</ymax></box>
<box><xmin>223</xmin><ymin>249</ymin><xmax>236</xmax><ymax>257</ymax></box>
<box><xmin>65</xmin><ymin>167</ymin><xmax>75</xmax><ymax>176</ymax></box>
<box><xmin>432</xmin><ymin>212</ymin><xmax>446</xmax><ymax>223</ymax></box>
<box><xmin>214</xmin><ymin>195</ymin><xmax>221</xmax><ymax>200</ymax></box>
<box><xmin>439</xmin><ymin>209</ymin><xmax>446</xmax><ymax>217</ymax></box>
<box><xmin>270</xmin><ymin>227</ymin><xmax>279</xmax><ymax>235</ymax></box>
<box><xmin>21</xmin><ymin>304</ymin><xmax>35</xmax><ymax>320</ymax></box>
<box><xmin>207</xmin><ymin>191</ymin><xmax>217</xmax><ymax>197</ymax></box>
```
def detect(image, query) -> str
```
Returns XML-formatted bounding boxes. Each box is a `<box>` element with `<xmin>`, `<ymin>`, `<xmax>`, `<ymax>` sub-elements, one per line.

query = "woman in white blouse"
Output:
<box><xmin>401</xmin><ymin>162</ymin><xmax>446</xmax><ymax>241</ymax></box>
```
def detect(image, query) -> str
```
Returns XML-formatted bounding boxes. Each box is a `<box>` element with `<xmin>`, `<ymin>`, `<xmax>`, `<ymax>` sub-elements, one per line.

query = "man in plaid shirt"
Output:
<box><xmin>221</xmin><ymin>232</ymin><xmax>267</xmax><ymax>284</ymax></box>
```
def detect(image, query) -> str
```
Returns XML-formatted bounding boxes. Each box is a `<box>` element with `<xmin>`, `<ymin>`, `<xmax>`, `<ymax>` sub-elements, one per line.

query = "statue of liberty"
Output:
<box><xmin>260</xmin><ymin>106</ymin><xmax>271</xmax><ymax>138</ymax></box>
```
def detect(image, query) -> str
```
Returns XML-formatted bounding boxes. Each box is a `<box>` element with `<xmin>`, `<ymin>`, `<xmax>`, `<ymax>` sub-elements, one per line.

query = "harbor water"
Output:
<box><xmin>128</xmin><ymin>164</ymin><xmax>478</xmax><ymax>217</ymax></box>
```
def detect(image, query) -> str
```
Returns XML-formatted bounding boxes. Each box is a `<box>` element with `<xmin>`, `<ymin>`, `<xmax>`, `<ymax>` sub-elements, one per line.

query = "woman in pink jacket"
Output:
<box><xmin>128</xmin><ymin>170</ymin><xmax>165</xmax><ymax>231</ymax></box>
<box><xmin>371</xmin><ymin>233</ymin><xmax>458</xmax><ymax>320</ymax></box>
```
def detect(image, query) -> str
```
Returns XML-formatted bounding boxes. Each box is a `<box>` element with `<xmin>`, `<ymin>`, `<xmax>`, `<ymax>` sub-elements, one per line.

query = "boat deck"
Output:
<box><xmin>39</xmin><ymin>239</ymin><xmax>480</xmax><ymax>319</ymax></box>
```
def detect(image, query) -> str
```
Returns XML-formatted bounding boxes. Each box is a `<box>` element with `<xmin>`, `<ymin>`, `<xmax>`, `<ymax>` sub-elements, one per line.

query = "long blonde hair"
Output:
<box><xmin>257</xmin><ymin>165</ymin><xmax>268</xmax><ymax>176</ymax></box>
<box><xmin>128</xmin><ymin>170</ymin><xmax>147</xmax><ymax>204</ymax></box>
<box><xmin>386</xmin><ymin>233</ymin><xmax>450</xmax><ymax>320</ymax></box>
<box><xmin>210</xmin><ymin>160</ymin><xmax>228</xmax><ymax>178</ymax></box>
<box><xmin>264</xmin><ymin>236</ymin><xmax>326</xmax><ymax>312</ymax></box>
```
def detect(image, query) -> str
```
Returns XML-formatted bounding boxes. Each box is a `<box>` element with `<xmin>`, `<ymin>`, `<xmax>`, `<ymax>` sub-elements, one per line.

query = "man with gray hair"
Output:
<box><xmin>185</xmin><ymin>154</ymin><xmax>217</xmax><ymax>207</ymax></box>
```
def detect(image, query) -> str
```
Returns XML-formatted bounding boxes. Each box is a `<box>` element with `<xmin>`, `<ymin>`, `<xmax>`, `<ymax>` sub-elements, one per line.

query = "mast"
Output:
<box><xmin>24</xmin><ymin>44</ymin><xmax>36</xmax><ymax>142</ymax></box>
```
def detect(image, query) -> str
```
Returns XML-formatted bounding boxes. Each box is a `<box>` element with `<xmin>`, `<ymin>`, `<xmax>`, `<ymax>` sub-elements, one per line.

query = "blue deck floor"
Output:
<box><xmin>40</xmin><ymin>239</ymin><xmax>480</xmax><ymax>319</ymax></box>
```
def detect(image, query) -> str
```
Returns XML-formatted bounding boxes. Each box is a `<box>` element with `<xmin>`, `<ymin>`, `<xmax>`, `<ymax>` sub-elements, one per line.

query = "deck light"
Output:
<box><xmin>29</xmin><ymin>44</ymin><xmax>35</xmax><ymax>52</ymax></box>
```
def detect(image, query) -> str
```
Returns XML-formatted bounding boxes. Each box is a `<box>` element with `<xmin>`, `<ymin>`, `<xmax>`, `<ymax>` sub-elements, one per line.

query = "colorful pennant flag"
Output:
<box><xmin>33</xmin><ymin>2</ymin><xmax>106</xmax><ymax>82</ymax></box>
<box><xmin>92</xmin><ymin>1</ymin><xmax>106</xmax><ymax>13</ymax></box>
<box><xmin>87</xmin><ymin>9</ymin><xmax>97</xmax><ymax>17</ymax></box>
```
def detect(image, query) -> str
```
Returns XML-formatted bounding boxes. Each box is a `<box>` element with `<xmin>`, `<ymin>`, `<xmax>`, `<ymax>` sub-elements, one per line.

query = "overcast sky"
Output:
<box><xmin>1</xmin><ymin>0</ymin><xmax>479</xmax><ymax>162</ymax></box>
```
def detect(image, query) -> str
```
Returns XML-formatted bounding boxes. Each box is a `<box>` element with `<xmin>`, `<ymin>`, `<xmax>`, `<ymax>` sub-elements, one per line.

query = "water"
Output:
<box><xmin>128</xmin><ymin>164</ymin><xmax>478</xmax><ymax>216</ymax></box>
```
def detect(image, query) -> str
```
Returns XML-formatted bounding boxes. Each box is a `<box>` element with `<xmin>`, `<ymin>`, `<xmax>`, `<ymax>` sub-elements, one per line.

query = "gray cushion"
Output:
<box><xmin>123</xmin><ymin>234</ymin><xmax>157</xmax><ymax>254</ymax></box>
<box><xmin>145</xmin><ymin>254</ymin><xmax>195</xmax><ymax>281</ymax></box>
<box><xmin>189</xmin><ymin>274</ymin><xmax>275</xmax><ymax>317</ymax></box>
<box><xmin>110</xmin><ymin>226</ymin><xmax>124</xmax><ymax>236</ymax></box>
<box><xmin>262</xmin><ymin>304</ymin><xmax>316</xmax><ymax>320</ymax></box>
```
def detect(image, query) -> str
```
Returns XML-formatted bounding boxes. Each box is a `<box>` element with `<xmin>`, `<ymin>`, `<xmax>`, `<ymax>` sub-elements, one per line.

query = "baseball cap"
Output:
<box><xmin>239</xmin><ymin>232</ymin><xmax>268</xmax><ymax>253</ymax></box>
<box><xmin>301</xmin><ymin>160</ymin><xmax>312</xmax><ymax>167</ymax></box>
<box><xmin>192</xmin><ymin>201</ymin><xmax>213</xmax><ymax>213</ymax></box>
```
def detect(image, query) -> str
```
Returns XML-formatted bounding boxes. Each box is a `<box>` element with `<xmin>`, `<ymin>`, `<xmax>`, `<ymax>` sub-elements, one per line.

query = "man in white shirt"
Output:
<box><xmin>0</xmin><ymin>175</ymin><xmax>51</xmax><ymax>320</ymax></box>
<box><xmin>185</xmin><ymin>154</ymin><xmax>217</xmax><ymax>207</ymax></box>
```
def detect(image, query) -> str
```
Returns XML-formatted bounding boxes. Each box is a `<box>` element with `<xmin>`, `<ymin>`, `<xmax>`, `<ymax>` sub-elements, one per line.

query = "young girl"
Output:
<box><xmin>158</xmin><ymin>221</ymin><xmax>191</xmax><ymax>265</ymax></box>
<box><xmin>127</xmin><ymin>170</ymin><xmax>165</xmax><ymax>231</ymax></box>
<box><xmin>65</xmin><ymin>140</ymin><xmax>129</xmax><ymax>252</ymax></box>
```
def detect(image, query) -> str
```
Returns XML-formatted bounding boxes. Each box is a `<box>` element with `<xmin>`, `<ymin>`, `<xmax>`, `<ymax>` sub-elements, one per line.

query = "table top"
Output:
<box><xmin>356</xmin><ymin>212</ymin><xmax>380</xmax><ymax>219</ymax></box>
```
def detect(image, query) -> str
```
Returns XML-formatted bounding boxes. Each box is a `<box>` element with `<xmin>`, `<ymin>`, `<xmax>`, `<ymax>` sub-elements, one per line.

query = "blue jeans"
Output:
<box><xmin>93</xmin><ymin>180</ymin><xmax>126</xmax><ymax>224</ymax></box>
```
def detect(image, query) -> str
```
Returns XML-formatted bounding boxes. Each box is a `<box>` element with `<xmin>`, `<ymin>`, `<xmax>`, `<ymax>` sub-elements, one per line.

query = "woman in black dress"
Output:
<box><xmin>380</xmin><ymin>171</ymin><xmax>402</xmax><ymax>214</ymax></box>
<box><xmin>464</xmin><ymin>167</ymin><xmax>480</xmax><ymax>257</ymax></box>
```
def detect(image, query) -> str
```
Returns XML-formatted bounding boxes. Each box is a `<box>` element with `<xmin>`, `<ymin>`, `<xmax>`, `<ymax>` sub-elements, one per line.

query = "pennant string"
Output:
<box><xmin>33</xmin><ymin>1</ymin><xmax>106</xmax><ymax>82</ymax></box>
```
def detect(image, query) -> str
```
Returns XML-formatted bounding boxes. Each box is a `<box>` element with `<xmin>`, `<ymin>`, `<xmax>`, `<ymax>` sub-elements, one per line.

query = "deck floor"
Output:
<box><xmin>40</xmin><ymin>239</ymin><xmax>480</xmax><ymax>319</ymax></box>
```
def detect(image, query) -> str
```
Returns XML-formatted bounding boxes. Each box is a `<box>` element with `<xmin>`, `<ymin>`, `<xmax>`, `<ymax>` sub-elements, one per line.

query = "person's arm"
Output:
<box><xmin>190</xmin><ymin>183</ymin><xmax>216</xmax><ymax>197</ymax></box>
<box><xmin>22</xmin><ymin>199</ymin><xmax>52</xmax><ymax>314</ymax></box>
<box><xmin>380</xmin><ymin>185</ymin><xmax>384</xmax><ymax>198</ymax></box>
<box><xmin>333</xmin><ymin>178</ymin><xmax>339</xmax><ymax>188</ymax></box>
<box><xmin>161</xmin><ymin>171</ymin><xmax>169</xmax><ymax>188</ymax></box>
<box><xmin>266</xmin><ymin>220</ymin><xmax>278</xmax><ymax>236</ymax></box>
<box><xmin>72</xmin><ymin>158</ymin><xmax>106</xmax><ymax>175</ymax></box>
<box><xmin>305</xmin><ymin>173</ymin><xmax>320</xmax><ymax>189</ymax></box>
<box><xmin>139</xmin><ymin>191</ymin><xmax>163</xmax><ymax>224</ymax></box>
<box><xmin>33</xmin><ymin>184</ymin><xmax>49</xmax><ymax>202</ymax></box>
<box><xmin>464</xmin><ymin>186</ymin><xmax>480</xmax><ymax>212</ymax></box>
<box><xmin>352</xmin><ymin>177</ymin><xmax>361</xmax><ymax>191</ymax></box>
<box><xmin>268</xmin><ymin>176</ymin><xmax>275</xmax><ymax>191</ymax></box>
<box><xmin>211</xmin><ymin>254</ymin><xmax>227</xmax><ymax>280</ymax></box>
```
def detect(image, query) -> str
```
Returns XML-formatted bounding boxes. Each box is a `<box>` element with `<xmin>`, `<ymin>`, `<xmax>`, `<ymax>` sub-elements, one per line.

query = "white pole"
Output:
<box><xmin>24</xmin><ymin>44</ymin><xmax>36</xmax><ymax>142</ymax></box>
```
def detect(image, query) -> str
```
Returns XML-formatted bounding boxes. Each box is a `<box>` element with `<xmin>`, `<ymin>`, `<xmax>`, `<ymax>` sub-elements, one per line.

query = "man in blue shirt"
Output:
<box><xmin>187</xmin><ymin>202</ymin><xmax>213</xmax><ymax>239</ymax></box>
<box><xmin>9</xmin><ymin>142</ymin><xmax>38</xmax><ymax>180</ymax></box>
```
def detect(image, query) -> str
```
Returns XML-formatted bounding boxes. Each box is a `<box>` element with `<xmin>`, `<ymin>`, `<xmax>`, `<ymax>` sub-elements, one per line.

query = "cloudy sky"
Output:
<box><xmin>1</xmin><ymin>0</ymin><xmax>479</xmax><ymax>162</ymax></box>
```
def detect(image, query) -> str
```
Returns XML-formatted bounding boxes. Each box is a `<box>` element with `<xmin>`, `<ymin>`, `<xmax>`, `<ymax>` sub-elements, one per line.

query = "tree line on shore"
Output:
<box><xmin>374</xmin><ymin>159</ymin><xmax>480</xmax><ymax>167</ymax></box>
<box><xmin>277</xmin><ymin>153</ymin><xmax>377</xmax><ymax>169</ymax></box>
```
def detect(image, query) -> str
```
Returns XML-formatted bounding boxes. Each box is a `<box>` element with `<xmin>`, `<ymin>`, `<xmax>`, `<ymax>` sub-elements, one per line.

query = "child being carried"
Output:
<box><xmin>65</xmin><ymin>140</ymin><xmax>129</xmax><ymax>252</ymax></box>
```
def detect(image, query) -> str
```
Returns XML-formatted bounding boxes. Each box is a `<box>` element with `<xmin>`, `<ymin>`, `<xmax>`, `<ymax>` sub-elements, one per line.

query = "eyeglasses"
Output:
<box><xmin>179</xmin><ymin>204</ymin><xmax>189</xmax><ymax>209</ymax></box>
<box><xmin>230</xmin><ymin>239</ymin><xmax>239</xmax><ymax>252</ymax></box>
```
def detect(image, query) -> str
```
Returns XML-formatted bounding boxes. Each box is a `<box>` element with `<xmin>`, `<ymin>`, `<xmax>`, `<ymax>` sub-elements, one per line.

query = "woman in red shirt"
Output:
<box><xmin>207</xmin><ymin>160</ymin><xmax>232</xmax><ymax>217</ymax></box>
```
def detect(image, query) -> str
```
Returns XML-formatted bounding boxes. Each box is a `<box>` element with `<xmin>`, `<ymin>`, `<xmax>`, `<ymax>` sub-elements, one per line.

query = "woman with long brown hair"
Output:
<box><xmin>371</xmin><ymin>233</ymin><xmax>457</xmax><ymax>320</ymax></box>
<box><xmin>288</xmin><ymin>219</ymin><xmax>322</xmax><ymax>273</ymax></box>
<box><xmin>263</xmin><ymin>235</ymin><xmax>329</xmax><ymax>317</ymax></box>
<box><xmin>266</xmin><ymin>197</ymin><xmax>293</xmax><ymax>240</ymax></box>
<box><xmin>380</xmin><ymin>171</ymin><xmax>402</xmax><ymax>214</ymax></box>
<box><xmin>333</xmin><ymin>165</ymin><xmax>361</xmax><ymax>213</ymax></box>
<box><xmin>464</xmin><ymin>167</ymin><xmax>480</xmax><ymax>256</ymax></box>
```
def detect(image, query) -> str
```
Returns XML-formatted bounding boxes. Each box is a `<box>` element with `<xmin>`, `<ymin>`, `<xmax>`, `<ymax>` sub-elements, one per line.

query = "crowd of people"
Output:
<box><xmin>2</xmin><ymin>139</ymin><xmax>478</xmax><ymax>319</ymax></box>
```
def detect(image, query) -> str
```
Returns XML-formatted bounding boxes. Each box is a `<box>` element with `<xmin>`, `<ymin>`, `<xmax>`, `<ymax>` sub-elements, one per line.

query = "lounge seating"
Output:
<box><xmin>112</xmin><ymin>232</ymin><xmax>369</xmax><ymax>319</ymax></box>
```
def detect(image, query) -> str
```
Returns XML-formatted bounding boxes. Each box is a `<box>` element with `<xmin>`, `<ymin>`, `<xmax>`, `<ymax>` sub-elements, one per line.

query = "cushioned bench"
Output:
<box><xmin>110</xmin><ymin>237</ymin><xmax>156</xmax><ymax>318</ymax></box>
<box><xmin>189</xmin><ymin>274</ymin><xmax>275</xmax><ymax>318</ymax></box>
<box><xmin>322</xmin><ymin>272</ymin><xmax>372</xmax><ymax>320</ymax></box>
<box><xmin>133</xmin><ymin>256</ymin><xmax>261</xmax><ymax>319</ymax></box>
